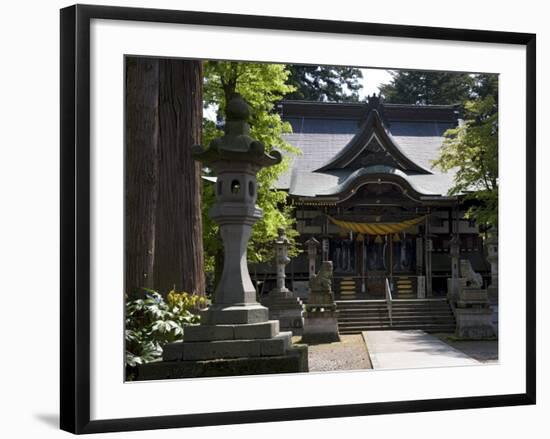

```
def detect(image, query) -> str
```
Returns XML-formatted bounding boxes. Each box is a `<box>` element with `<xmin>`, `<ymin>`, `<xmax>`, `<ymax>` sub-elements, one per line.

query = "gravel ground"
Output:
<box><xmin>294</xmin><ymin>334</ymin><xmax>373</xmax><ymax>372</ymax></box>
<box><xmin>432</xmin><ymin>334</ymin><xmax>498</xmax><ymax>363</ymax></box>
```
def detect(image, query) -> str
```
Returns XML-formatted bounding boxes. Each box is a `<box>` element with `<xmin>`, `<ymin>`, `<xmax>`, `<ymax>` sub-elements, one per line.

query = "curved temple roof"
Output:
<box><xmin>276</xmin><ymin>99</ymin><xmax>460</xmax><ymax>200</ymax></box>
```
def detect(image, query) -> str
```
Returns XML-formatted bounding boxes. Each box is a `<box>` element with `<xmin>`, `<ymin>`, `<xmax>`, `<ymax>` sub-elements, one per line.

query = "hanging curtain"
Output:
<box><xmin>329</xmin><ymin>215</ymin><xmax>426</xmax><ymax>236</ymax></box>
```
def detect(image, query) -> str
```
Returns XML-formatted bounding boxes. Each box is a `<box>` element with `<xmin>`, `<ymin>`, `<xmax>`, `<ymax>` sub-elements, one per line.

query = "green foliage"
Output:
<box><xmin>380</xmin><ymin>70</ymin><xmax>499</xmax><ymax>229</ymax></box>
<box><xmin>285</xmin><ymin>65</ymin><xmax>363</xmax><ymax>102</ymax></box>
<box><xmin>380</xmin><ymin>70</ymin><xmax>475</xmax><ymax>105</ymax></box>
<box><xmin>202</xmin><ymin>61</ymin><xmax>302</xmax><ymax>287</ymax></box>
<box><xmin>433</xmin><ymin>96</ymin><xmax>498</xmax><ymax>228</ymax></box>
<box><xmin>125</xmin><ymin>289</ymin><xmax>205</xmax><ymax>372</ymax></box>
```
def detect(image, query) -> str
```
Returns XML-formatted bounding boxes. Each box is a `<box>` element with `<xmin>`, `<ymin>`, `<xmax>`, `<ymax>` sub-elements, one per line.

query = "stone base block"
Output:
<box><xmin>163</xmin><ymin>332</ymin><xmax>293</xmax><ymax>361</ymax></box>
<box><xmin>269</xmin><ymin>313</ymin><xmax>303</xmax><ymax>336</ymax></box>
<box><xmin>136</xmin><ymin>344</ymin><xmax>308</xmax><ymax>380</ymax></box>
<box><xmin>301</xmin><ymin>312</ymin><xmax>340</xmax><ymax>344</ymax></box>
<box><xmin>308</xmin><ymin>290</ymin><xmax>335</xmax><ymax>306</ymax></box>
<box><xmin>262</xmin><ymin>296</ymin><xmax>304</xmax><ymax>335</ymax></box>
<box><xmin>184</xmin><ymin>321</ymin><xmax>279</xmax><ymax>342</ymax></box>
<box><xmin>200</xmin><ymin>304</ymin><xmax>269</xmax><ymax>325</ymax></box>
<box><xmin>457</xmin><ymin>288</ymin><xmax>489</xmax><ymax>306</ymax></box>
<box><xmin>455</xmin><ymin>307</ymin><xmax>495</xmax><ymax>339</ymax></box>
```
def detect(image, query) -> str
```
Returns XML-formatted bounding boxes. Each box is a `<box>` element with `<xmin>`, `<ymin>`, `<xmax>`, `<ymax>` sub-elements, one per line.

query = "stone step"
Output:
<box><xmin>339</xmin><ymin>325</ymin><xmax>456</xmax><ymax>334</ymax></box>
<box><xmin>338</xmin><ymin>314</ymin><xmax>454</xmax><ymax>323</ymax></box>
<box><xmin>337</xmin><ymin>306</ymin><xmax>452</xmax><ymax>312</ymax></box>
<box><xmin>339</xmin><ymin>320</ymin><xmax>455</xmax><ymax>328</ymax></box>
<box><xmin>336</xmin><ymin>299</ymin><xmax>448</xmax><ymax>305</ymax></box>
<box><xmin>335</xmin><ymin>298</ymin><xmax>455</xmax><ymax>333</ymax></box>
<box><xmin>338</xmin><ymin>314</ymin><xmax>454</xmax><ymax>320</ymax></box>
<box><xmin>338</xmin><ymin>308</ymin><xmax>453</xmax><ymax>314</ymax></box>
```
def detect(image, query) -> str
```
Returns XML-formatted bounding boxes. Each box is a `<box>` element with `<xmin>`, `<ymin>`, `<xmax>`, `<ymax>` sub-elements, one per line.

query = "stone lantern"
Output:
<box><xmin>273</xmin><ymin>227</ymin><xmax>291</xmax><ymax>296</ymax></box>
<box><xmin>261</xmin><ymin>228</ymin><xmax>304</xmax><ymax>335</ymax></box>
<box><xmin>139</xmin><ymin>94</ymin><xmax>307</xmax><ymax>379</ymax></box>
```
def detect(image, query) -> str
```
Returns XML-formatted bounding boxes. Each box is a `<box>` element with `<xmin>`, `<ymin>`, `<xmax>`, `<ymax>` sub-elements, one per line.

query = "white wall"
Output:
<box><xmin>0</xmin><ymin>0</ymin><xmax>547</xmax><ymax>437</ymax></box>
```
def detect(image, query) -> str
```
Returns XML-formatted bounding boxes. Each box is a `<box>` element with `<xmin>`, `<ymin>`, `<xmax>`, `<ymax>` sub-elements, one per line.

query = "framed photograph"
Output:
<box><xmin>60</xmin><ymin>4</ymin><xmax>536</xmax><ymax>434</ymax></box>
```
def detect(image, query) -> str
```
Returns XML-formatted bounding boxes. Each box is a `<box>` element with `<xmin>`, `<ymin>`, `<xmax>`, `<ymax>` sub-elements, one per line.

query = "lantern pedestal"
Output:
<box><xmin>138</xmin><ymin>344</ymin><xmax>308</xmax><ymax>380</ymax></box>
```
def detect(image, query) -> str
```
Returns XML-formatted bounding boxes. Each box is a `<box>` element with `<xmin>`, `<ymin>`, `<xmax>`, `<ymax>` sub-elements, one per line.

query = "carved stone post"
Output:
<box><xmin>139</xmin><ymin>94</ymin><xmax>308</xmax><ymax>379</ymax></box>
<box><xmin>305</xmin><ymin>236</ymin><xmax>320</xmax><ymax>280</ymax></box>
<box><xmin>321</xmin><ymin>237</ymin><xmax>330</xmax><ymax>262</ymax></box>
<box><xmin>486</xmin><ymin>231</ymin><xmax>498</xmax><ymax>301</ymax></box>
<box><xmin>447</xmin><ymin>235</ymin><xmax>460</xmax><ymax>301</ymax></box>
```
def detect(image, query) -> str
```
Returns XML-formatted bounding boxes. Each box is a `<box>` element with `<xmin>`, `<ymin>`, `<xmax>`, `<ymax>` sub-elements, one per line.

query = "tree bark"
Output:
<box><xmin>154</xmin><ymin>59</ymin><xmax>205</xmax><ymax>295</ymax></box>
<box><xmin>125</xmin><ymin>58</ymin><xmax>159</xmax><ymax>298</ymax></box>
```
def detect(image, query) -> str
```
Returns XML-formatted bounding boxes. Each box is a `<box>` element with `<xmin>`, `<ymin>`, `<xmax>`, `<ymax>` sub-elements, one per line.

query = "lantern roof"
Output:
<box><xmin>192</xmin><ymin>93</ymin><xmax>282</xmax><ymax>168</ymax></box>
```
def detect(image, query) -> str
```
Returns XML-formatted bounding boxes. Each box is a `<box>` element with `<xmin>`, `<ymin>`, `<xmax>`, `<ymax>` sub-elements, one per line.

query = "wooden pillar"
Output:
<box><xmin>388</xmin><ymin>234</ymin><xmax>393</xmax><ymax>283</ymax></box>
<box><xmin>359</xmin><ymin>235</ymin><xmax>366</xmax><ymax>294</ymax></box>
<box><xmin>449</xmin><ymin>203</ymin><xmax>460</xmax><ymax>299</ymax></box>
<box><xmin>425</xmin><ymin>214</ymin><xmax>433</xmax><ymax>296</ymax></box>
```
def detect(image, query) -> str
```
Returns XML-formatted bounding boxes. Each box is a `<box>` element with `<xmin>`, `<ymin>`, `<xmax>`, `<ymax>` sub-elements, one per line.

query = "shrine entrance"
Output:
<box><xmin>329</xmin><ymin>215</ymin><xmax>424</xmax><ymax>299</ymax></box>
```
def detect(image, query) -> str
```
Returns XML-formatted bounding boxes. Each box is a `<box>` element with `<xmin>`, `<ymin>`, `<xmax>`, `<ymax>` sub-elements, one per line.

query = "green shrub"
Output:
<box><xmin>125</xmin><ymin>289</ymin><xmax>207</xmax><ymax>372</ymax></box>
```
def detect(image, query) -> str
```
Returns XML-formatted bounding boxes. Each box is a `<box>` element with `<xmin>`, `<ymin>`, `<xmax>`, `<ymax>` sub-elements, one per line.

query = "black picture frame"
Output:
<box><xmin>60</xmin><ymin>4</ymin><xmax>536</xmax><ymax>434</ymax></box>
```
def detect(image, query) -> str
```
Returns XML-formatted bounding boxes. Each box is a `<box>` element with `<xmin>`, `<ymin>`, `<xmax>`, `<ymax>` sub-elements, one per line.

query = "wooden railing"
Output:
<box><xmin>385</xmin><ymin>277</ymin><xmax>393</xmax><ymax>327</ymax></box>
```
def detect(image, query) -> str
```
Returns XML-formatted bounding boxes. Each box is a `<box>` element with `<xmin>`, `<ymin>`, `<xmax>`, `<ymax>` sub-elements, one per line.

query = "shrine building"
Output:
<box><xmin>259</xmin><ymin>96</ymin><xmax>490</xmax><ymax>302</ymax></box>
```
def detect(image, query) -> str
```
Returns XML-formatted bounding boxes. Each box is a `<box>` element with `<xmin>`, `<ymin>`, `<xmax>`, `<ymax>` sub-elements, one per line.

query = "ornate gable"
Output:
<box><xmin>349</xmin><ymin>135</ymin><xmax>403</xmax><ymax>169</ymax></box>
<box><xmin>315</xmin><ymin>98</ymin><xmax>431</xmax><ymax>174</ymax></box>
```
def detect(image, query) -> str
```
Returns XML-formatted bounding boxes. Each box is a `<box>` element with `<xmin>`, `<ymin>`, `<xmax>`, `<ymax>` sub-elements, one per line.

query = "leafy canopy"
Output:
<box><xmin>380</xmin><ymin>70</ymin><xmax>475</xmax><ymax>105</ymax></box>
<box><xmin>202</xmin><ymin>61</ymin><xmax>301</xmax><ymax>284</ymax></box>
<box><xmin>433</xmin><ymin>95</ymin><xmax>498</xmax><ymax>228</ymax></box>
<box><xmin>285</xmin><ymin>65</ymin><xmax>363</xmax><ymax>102</ymax></box>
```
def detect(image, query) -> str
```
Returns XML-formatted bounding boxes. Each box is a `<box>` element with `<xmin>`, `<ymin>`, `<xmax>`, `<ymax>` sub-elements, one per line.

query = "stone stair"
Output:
<box><xmin>336</xmin><ymin>299</ymin><xmax>456</xmax><ymax>334</ymax></box>
<box><xmin>337</xmin><ymin>277</ymin><xmax>357</xmax><ymax>300</ymax></box>
<box><xmin>394</xmin><ymin>276</ymin><xmax>416</xmax><ymax>299</ymax></box>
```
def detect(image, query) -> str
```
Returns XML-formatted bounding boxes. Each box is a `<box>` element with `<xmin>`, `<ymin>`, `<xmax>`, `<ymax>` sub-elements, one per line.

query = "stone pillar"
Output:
<box><xmin>417</xmin><ymin>275</ymin><xmax>426</xmax><ymax>299</ymax></box>
<box><xmin>486</xmin><ymin>231</ymin><xmax>498</xmax><ymax>301</ymax></box>
<box><xmin>262</xmin><ymin>228</ymin><xmax>304</xmax><ymax>335</ymax></box>
<box><xmin>305</xmin><ymin>236</ymin><xmax>320</xmax><ymax>280</ymax></box>
<box><xmin>321</xmin><ymin>237</ymin><xmax>330</xmax><ymax>262</ymax></box>
<box><xmin>302</xmin><ymin>261</ymin><xmax>340</xmax><ymax>344</ymax></box>
<box><xmin>138</xmin><ymin>94</ymin><xmax>307</xmax><ymax>380</ymax></box>
<box><xmin>447</xmin><ymin>235</ymin><xmax>460</xmax><ymax>301</ymax></box>
<box><xmin>425</xmin><ymin>216</ymin><xmax>433</xmax><ymax>296</ymax></box>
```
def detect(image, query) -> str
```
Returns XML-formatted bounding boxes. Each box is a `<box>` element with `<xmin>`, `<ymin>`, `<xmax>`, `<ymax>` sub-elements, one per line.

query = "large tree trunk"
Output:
<box><xmin>125</xmin><ymin>58</ymin><xmax>159</xmax><ymax>298</ymax></box>
<box><xmin>154</xmin><ymin>59</ymin><xmax>205</xmax><ymax>295</ymax></box>
<box><xmin>125</xmin><ymin>57</ymin><xmax>205</xmax><ymax>298</ymax></box>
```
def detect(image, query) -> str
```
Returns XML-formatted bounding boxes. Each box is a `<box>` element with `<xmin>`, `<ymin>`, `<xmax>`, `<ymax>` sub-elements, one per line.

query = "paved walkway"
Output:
<box><xmin>363</xmin><ymin>330</ymin><xmax>480</xmax><ymax>370</ymax></box>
